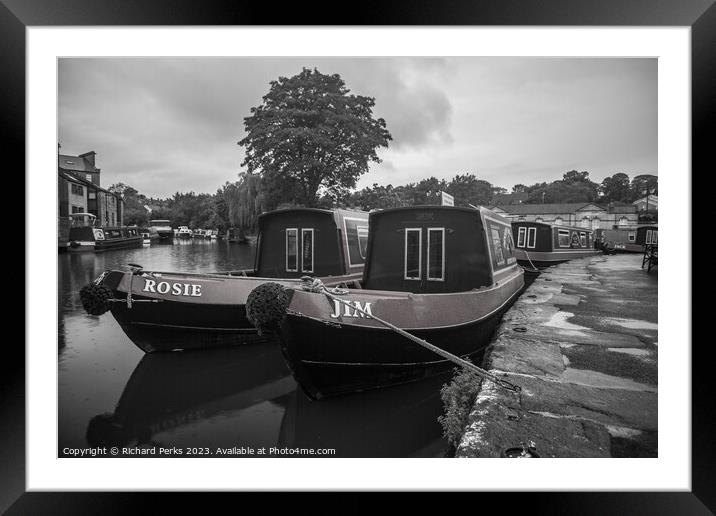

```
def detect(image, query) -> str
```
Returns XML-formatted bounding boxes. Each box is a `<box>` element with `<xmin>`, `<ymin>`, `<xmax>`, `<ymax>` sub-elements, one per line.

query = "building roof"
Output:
<box><xmin>491</xmin><ymin>203</ymin><xmax>606</xmax><ymax>215</ymax></box>
<box><xmin>58</xmin><ymin>169</ymin><xmax>116</xmax><ymax>196</ymax></box>
<box><xmin>58</xmin><ymin>153</ymin><xmax>98</xmax><ymax>172</ymax></box>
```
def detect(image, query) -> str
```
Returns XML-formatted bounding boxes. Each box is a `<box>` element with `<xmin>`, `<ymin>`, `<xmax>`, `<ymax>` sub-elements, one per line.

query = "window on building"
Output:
<box><xmin>558</xmin><ymin>229</ymin><xmax>571</xmax><ymax>247</ymax></box>
<box><xmin>71</xmin><ymin>184</ymin><xmax>84</xmax><ymax>196</ymax></box>
<box><xmin>301</xmin><ymin>228</ymin><xmax>314</xmax><ymax>273</ymax></box>
<box><xmin>527</xmin><ymin>227</ymin><xmax>537</xmax><ymax>248</ymax></box>
<box><xmin>580</xmin><ymin>232</ymin><xmax>587</xmax><ymax>247</ymax></box>
<box><xmin>404</xmin><ymin>228</ymin><xmax>422</xmax><ymax>280</ymax></box>
<box><xmin>592</xmin><ymin>217</ymin><xmax>600</xmax><ymax>229</ymax></box>
<box><xmin>554</xmin><ymin>217</ymin><xmax>563</xmax><ymax>226</ymax></box>
<box><xmin>427</xmin><ymin>228</ymin><xmax>445</xmax><ymax>281</ymax></box>
<box><xmin>286</xmin><ymin>228</ymin><xmax>298</xmax><ymax>272</ymax></box>
<box><xmin>88</xmin><ymin>191</ymin><xmax>96</xmax><ymax>200</ymax></box>
<box><xmin>618</xmin><ymin>216</ymin><xmax>628</xmax><ymax>227</ymax></box>
<box><xmin>86</xmin><ymin>174</ymin><xmax>92</xmax><ymax>182</ymax></box>
<box><xmin>581</xmin><ymin>217</ymin><xmax>590</xmax><ymax>228</ymax></box>
<box><xmin>517</xmin><ymin>227</ymin><xmax>527</xmax><ymax>247</ymax></box>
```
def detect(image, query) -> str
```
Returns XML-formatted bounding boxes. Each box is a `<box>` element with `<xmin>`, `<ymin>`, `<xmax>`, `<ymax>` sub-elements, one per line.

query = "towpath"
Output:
<box><xmin>456</xmin><ymin>253</ymin><xmax>658</xmax><ymax>458</ymax></box>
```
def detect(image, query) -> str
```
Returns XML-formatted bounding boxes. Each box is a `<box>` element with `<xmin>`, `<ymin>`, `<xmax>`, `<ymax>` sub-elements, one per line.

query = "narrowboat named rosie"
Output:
<box><xmin>149</xmin><ymin>219</ymin><xmax>174</xmax><ymax>241</ymax></box>
<box><xmin>79</xmin><ymin>208</ymin><xmax>369</xmax><ymax>352</ymax></box>
<box><xmin>67</xmin><ymin>213</ymin><xmax>143</xmax><ymax>252</ymax></box>
<box><xmin>263</xmin><ymin>206</ymin><xmax>524</xmax><ymax>400</ymax></box>
<box><xmin>510</xmin><ymin>221</ymin><xmax>600</xmax><ymax>268</ymax></box>
<box><xmin>602</xmin><ymin>225</ymin><xmax>658</xmax><ymax>253</ymax></box>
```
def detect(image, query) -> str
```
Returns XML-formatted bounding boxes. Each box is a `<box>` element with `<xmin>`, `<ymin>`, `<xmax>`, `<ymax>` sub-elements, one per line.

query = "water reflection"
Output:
<box><xmin>58</xmin><ymin>239</ymin><xmax>449</xmax><ymax>457</ymax></box>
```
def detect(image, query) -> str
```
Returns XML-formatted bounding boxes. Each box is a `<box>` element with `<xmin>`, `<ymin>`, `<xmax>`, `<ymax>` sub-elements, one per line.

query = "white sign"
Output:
<box><xmin>440</xmin><ymin>191</ymin><xmax>454</xmax><ymax>206</ymax></box>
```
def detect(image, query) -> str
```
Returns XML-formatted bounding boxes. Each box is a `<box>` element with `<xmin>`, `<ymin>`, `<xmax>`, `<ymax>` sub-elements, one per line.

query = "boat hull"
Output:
<box><xmin>277</xmin><ymin>269</ymin><xmax>524</xmax><ymax>399</ymax></box>
<box><xmin>514</xmin><ymin>248</ymin><xmax>601</xmax><ymax>268</ymax></box>
<box><xmin>100</xmin><ymin>270</ymin><xmax>363</xmax><ymax>353</ymax></box>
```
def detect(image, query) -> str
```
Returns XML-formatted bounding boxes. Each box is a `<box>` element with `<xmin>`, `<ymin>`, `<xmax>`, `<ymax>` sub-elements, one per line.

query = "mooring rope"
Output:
<box><xmin>522</xmin><ymin>250</ymin><xmax>540</xmax><ymax>272</ymax></box>
<box><xmin>299</xmin><ymin>277</ymin><xmax>521</xmax><ymax>393</ymax></box>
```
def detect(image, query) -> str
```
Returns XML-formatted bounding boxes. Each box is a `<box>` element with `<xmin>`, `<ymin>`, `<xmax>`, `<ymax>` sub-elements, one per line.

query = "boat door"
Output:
<box><xmin>403</xmin><ymin>225</ymin><xmax>446</xmax><ymax>293</ymax></box>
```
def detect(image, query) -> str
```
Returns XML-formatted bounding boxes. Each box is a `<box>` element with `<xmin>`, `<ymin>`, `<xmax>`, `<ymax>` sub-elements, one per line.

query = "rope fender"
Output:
<box><xmin>245</xmin><ymin>282</ymin><xmax>290</xmax><ymax>336</ymax></box>
<box><xmin>79</xmin><ymin>282</ymin><xmax>114</xmax><ymax>316</ymax></box>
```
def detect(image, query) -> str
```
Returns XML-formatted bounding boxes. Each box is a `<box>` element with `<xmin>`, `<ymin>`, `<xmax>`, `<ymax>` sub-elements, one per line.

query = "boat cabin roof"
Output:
<box><xmin>255</xmin><ymin>207</ymin><xmax>369</xmax><ymax>278</ymax></box>
<box><xmin>362</xmin><ymin>205</ymin><xmax>519</xmax><ymax>293</ymax></box>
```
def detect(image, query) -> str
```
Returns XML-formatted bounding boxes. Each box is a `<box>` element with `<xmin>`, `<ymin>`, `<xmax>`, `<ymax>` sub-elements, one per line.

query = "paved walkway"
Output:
<box><xmin>456</xmin><ymin>253</ymin><xmax>658</xmax><ymax>458</ymax></box>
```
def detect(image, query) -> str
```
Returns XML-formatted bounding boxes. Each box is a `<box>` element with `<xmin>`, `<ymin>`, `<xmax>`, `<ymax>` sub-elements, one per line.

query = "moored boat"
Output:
<box><xmin>602</xmin><ymin>225</ymin><xmax>658</xmax><ymax>253</ymax></box>
<box><xmin>510</xmin><ymin>221</ymin><xmax>599</xmax><ymax>268</ymax></box>
<box><xmin>149</xmin><ymin>219</ymin><xmax>174</xmax><ymax>241</ymax></box>
<box><xmin>81</xmin><ymin>208</ymin><xmax>369</xmax><ymax>352</ymax></box>
<box><xmin>67</xmin><ymin>213</ymin><xmax>143</xmax><ymax>252</ymax></box>
<box><xmin>271</xmin><ymin>206</ymin><xmax>525</xmax><ymax>399</ymax></box>
<box><xmin>175</xmin><ymin>226</ymin><xmax>193</xmax><ymax>239</ymax></box>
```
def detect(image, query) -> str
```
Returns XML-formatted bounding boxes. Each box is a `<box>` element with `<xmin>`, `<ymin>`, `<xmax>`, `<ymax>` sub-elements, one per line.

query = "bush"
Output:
<box><xmin>437</xmin><ymin>366</ymin><xmax>484</xmax><ymax>448</ymax></box>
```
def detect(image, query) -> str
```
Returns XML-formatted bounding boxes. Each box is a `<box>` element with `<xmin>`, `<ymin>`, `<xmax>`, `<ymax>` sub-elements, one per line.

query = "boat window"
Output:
<box><xmin>404</xmin><ymin>228</ymin><xmax>422</xmax><ymax>280</ymax></box>
<box><xmin>527</xmin><ymin>227</ymin><xmax>537</xmax><ymax>248</ymax></box>
<box><xmin>502</xmin><ymin>228</ymin><xmax>516</xmax><ymax>263</ymax></box>
<box><xmin>301</xmin><ymin>228</ymin><xmax>314</xmax><ymax>273</ymax></box>
<box><xmin>628</xmin><ymin>232</ymin><xmax>636</xmax><ymax>242</ymax></box>
<box><xmin>286</xmin><ymin>228</ymin><xmax>298</xmax><ymax>272</ymax></box>
<box><xmin>490</xmin><ymin>227</ymin><xmax>506</xmax><ymax>266</ymax></box>
<box><xmin>357</xmin><ymin>226</ymin><xmax>369</xmax><ymax>259</ymax></box>
<box><xmin>652</xmin><ymin>230</ymin><xmax>658</xmax><ymax>244</ymax></box>
<box><xmin>580</xmin><ymin>232</ymin><xmax>587</xmax><ymax>247</ymax></box>
<box><xmin>427</xmin><ymin>228</ymin><xmax>445</xmax><ymax>281</ymax></box>
<box><xmin>343</xmin><ymin>217</ymin><xmax>368</xmax><ymax>266</ymax></box>
<box><xmin>558</xmin><ymin>229</ymin><xmax>571</xmax><ymax>247</ymax></box>
<box><xmin>645</xmin><ymin>230</ymin><xmax>652</xmax><ymax>244</ymax></box>
<box><xmin>517</xmin><ymin>227</ymin><xmax>527</xmax><ymax>248</ymax></box>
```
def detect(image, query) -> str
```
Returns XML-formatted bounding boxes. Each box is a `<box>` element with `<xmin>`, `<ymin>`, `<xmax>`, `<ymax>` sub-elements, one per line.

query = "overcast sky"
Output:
<box><xmin>58</xmin><ymin>57</ymin><xmax>657</xmax><ymax>198</ymax></box>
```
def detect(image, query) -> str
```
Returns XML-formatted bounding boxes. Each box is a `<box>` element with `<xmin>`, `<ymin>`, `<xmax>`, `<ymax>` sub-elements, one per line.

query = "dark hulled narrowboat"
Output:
<box><xmin>510</xmin><ymin>221</ymin><xmax>600</xmax><ymax>268</ymax></box>
<box><xmin>67</xmin><ymin>213</ymin><xmax>143</xmax><ymax>252</ymax></box>
<box><xmin>275</xmin><ymin>206</ymin><xmax>524</xmax><ymax>400</ymax></box>
<box><xmin>86</xmin><ymin>208</ymin><xmax>369</xmax><ymax>352</ymax></box>
<box><xmin>602</xmin><ymin>225</ymin><xmax>658</xmax><ymax>253</ymax></box>
<box><xmin>149</xmin><ymin>219</ymin><xmax>174</xmax><ymax>241</ymax></box>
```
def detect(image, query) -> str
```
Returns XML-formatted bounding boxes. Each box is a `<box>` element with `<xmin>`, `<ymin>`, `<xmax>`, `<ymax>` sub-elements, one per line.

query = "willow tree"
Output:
<box><xmin>222</xmin><ymin>173</ymin><xmax>265</xmax><ymax>234</ymax></box>
<box><xmin>239</xmin><ymin>68</ymin><xmax>392</xmax><ymax>208</ymax></box>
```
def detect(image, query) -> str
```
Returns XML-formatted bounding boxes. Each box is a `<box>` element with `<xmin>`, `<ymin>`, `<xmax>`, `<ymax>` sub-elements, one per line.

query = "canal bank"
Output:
<box><xmin>456</xmin><ymin>253</ymin><xmax>658</xmax><ymax>458</ymax></box>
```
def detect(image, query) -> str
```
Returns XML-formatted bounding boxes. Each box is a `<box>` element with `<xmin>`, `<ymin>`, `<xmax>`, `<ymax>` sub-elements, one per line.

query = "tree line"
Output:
<box><xmin>108</xmin><ymin>67</ymin><xmax>657</xmax><ymax>233</ymax></box>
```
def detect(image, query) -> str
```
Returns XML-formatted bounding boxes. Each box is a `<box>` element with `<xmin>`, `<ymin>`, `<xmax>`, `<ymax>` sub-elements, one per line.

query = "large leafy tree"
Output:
<box><xmin>599</xmin><ymin>173</ymin><xmax>632</xmax><ymax>203</ymax></box>
<box><xmin>239</xmin><ymin>68</ymin><xmax>392</xmax><ymax>208</ymax></box>
<box><xmin>630</xmin><ymin>174</ymin><xmax>658</xmax><ymax>201</ymax></box>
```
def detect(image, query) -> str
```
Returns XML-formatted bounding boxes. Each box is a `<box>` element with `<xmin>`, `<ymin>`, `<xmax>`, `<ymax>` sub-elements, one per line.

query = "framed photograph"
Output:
<box><xmin>5</xmin><ymin>0</ymin><xmax>711</xmax><ymax>512</ymax></box>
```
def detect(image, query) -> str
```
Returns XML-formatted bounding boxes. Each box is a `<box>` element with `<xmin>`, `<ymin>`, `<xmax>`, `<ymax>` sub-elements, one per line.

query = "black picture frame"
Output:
<box><xmin>4</xmin><ymin>0</ymin><xmax>710</xmax><ymax>513</ymax></box>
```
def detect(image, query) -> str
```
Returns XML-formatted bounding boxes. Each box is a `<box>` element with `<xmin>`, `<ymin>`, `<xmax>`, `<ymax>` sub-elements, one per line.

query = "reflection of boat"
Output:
<box><xmin>67</xmin><ymin>213</ymin><xmax>143</xmax><ymax>252</ymax></box>
<box><xmin>89</xmin><ymin>208</ymin><xmax>369</xmax><ymax>352</ymax></box>
<box><xmin>149</xmin><ymin>219</ymin><xmax>174</xmax><ymax>241</ymax></box>
<box><xmin>277</xmin><ymin>371</ymin><xmax>450</xmax><ymax>457</ymax></box>
<box><xmin>602</xmin><ymin>225</ymin><xmax>658</xmax><ymax>253</ymax></box>
<box><xmin>510</xmin><ymin>221</ymin><xmax>600</xmax><ymax>268</ymax></box>
<box><xmin>86</xmin><ymin>343</ymin><xmax>293</xmax><ymax>448</ymax></box>
<box><xmin>277</xmin><ymin>206</ymin><xmax>524</xmax><ymax>399</ymax></box>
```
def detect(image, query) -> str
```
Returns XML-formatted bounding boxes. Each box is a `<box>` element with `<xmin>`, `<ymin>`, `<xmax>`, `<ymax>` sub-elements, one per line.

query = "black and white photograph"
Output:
<box><xmin>57</xmin><ymin>55</ymin><xmax>659</xmax><ymax>460</ymax></box>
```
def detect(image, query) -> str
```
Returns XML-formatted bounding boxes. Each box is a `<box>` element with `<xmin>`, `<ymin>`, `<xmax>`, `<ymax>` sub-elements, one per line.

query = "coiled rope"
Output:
<box><xmin>299</xmin><ymin>276</ymin><xmax>521</xmax><ymax>393</ymax></box>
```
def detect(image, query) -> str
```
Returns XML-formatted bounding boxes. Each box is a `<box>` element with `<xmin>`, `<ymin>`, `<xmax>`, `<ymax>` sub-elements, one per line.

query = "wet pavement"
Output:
<box><xmin>456</xmin><ymin>253</ymin><xmax>657</xmax><ymax>458</ymax></box>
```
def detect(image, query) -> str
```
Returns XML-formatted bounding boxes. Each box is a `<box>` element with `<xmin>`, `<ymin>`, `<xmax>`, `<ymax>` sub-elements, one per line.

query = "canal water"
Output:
<box><xmin>58</xmin><ymin>239</ymin><xmax>451</xmax><ymax>458</ymax></box>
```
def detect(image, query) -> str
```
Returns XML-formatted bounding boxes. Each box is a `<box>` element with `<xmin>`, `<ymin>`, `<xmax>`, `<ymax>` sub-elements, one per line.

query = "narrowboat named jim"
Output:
<box><xmin>149</xmin><ymin>219</ymin><xmax>174</xmax><ymax>241</ymax></box>
<box><xmin>67</xmin><ymin>213</ymin><xmax>143</xmax><ymax>252</ymax></box>
<box><xmin>271</xmin><ymin>206</ymin><xmax>524</xmax><ymax>400</ymax></box>
<box><xmin>81</xmin><ymin>208</ymin><xmax>369</xmax><ymax>352</ymax></box>
<box><xmin>510</xmin><ymin>221</ymin><xmax>599</xmax><ymax>268</ymax></box>
<box><xmin>602</xmin><ymin>225</ymin><xmax>658</xmax><ymax>253</ymax></box>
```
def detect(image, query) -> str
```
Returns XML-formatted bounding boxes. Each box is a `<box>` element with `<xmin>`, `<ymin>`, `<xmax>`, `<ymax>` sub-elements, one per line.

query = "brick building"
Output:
<box><xmin>488</xmin><ymin>202</ymin><xmax>639</xmax><ymax>230</ymax></box>
<box><xmin>58</xmin><ymin>150</ymin><xmax>123</xmax><ymax>227</ymax></box>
